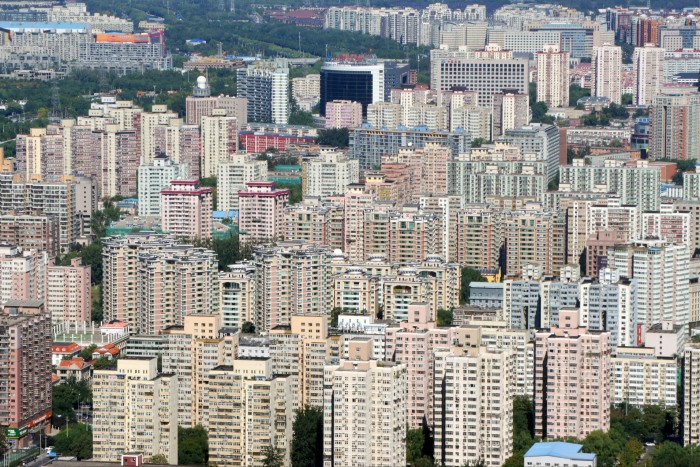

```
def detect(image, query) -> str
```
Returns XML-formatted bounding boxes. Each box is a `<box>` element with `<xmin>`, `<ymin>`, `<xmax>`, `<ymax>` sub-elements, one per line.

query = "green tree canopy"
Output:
<box><xmin>291</xmin><ymin>406</ymin><xmax>323</xmax><ymax>467</ymax></box>
<box><xmin>459</xmin><ymin>268</ymin><xmax>487</xmax><ymax>304</ymax></box>
<box><xmin>317</xmin><ymin>128</ymin><xmax>349</xmax><ymax>148</ymax></box>
<box><xmin>52</xmin><ymin>423</ymin><xmax>93</xmax><ymax>460</ymax></box>
<box><xmin>178</xmin><ymin>425</ymin><xmax>208</xmax><ymax>465</ymax></box>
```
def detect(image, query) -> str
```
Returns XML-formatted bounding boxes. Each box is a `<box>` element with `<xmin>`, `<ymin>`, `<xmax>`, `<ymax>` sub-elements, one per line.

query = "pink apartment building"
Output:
<box><xmin>0</xmin><ymin>245</ymin><xmax>46</xmax><ymax>303</ymax></box>
<box><xmin>161</xmin><ymin>180</ymin><xmax>213</xmax><ymax>240</ymax></box>
<box><xmin>325</xmin><ymin>100</ymin><xmax>363</xmax><ymax>129</ymax></box>
<box><xmin>0</xmin><ymin>300</ymin><xmax>51</xmax><ymax>445</ymax></box>
<box><xmin>46</xmin><ymin>257</ymin><xmax>91</xmax><ymax>322</ymax></box>
<box><xmin>534</xmin><ymin>309</ymin><xmax>611</xmax><ymax>440</ymax></box>
<box><xmin>385</xmin><ymin>302</ymin><xmax>451</xmax><ymax>429</ymax></box>
<box><xmin>238</xmin><ymin>182</ymin><xmax>289</xmax><ymax>243</ymax></box>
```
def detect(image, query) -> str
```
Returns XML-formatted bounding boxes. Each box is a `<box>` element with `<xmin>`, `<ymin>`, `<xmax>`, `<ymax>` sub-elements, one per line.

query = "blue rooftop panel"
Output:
<box><xmin>525</xmin><ymin>442</ymin><xmax>596</xmax><ymax>461</ymax></box>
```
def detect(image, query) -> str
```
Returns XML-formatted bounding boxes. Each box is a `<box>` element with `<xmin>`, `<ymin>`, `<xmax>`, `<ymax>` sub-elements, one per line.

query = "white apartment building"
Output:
<box><xmin>633</xmin><ymin>43</ymin><xmax>664</xmax><ymax>106</ymax></box>
<box><xmin>609</xmin><ymin>240</ymin><xmax>690</xmax><ymax>326</ymax></box>
<box><xmin>137</xmin><ymin>155</ymin><xmax>190</xmax><ymax>217</ymax></box>
<box><xmin>592</xmin><ymin>43</ymin><xmax>622</xmax><ymax>104</ymax></box>
<box><xmin>217</xmin><ymin>153</ymin><xmax>268</xmax><ymax>212</ymax></box>
<box><xmin>449</xmin><ymin>105</ymin><xmax>492</xmax><ymax>139</ymax></box>
<box><xmin>612</xmin><ymin>346</ymin><xmax>677</xmax><ymax>408</ymax></box>
<box><xmin>218</xmin><ymin>263</ymin><xmax>256</xmax><ymax>329</ymax></box>
<box><xmin>92</xmin><ymin>357</ymin><xmax>178</xmax><ymax>464</ymax></box>
<box><xmin>323</xmin><ymin>339</ymin><xmax>407</xmax><ymax>467</ymax></box>
<box><xmin>537</xmin><ymin>43</ymin><xmax>570</xmax><ymax>108</ymax></box>
<box><xmin>433</xmin><ymin>343</ymin><xmax>515</xmax><ymax>467</ymax></box>
<box><xmin>367</xmin><ymin>102</ymin><xmax>403</xmax><ymax>129</ymax></box>
<box><xmin>302</xmin><ymin>150</ymin><xmax>359</xmax><ymax>197</ymax></box>
<box><xmin>683</xmin><ymin>344</ymin><xmax>700</xmax><ymax>446</ymax></box>
<box><xmin>201</xmin><ymin>109</ymin><xmax>238</xmax><ymax>179</ymax></box>
<box><xmin>160</xmin><ymin>180</ymin><xmax>213</xmax><ymax>240</ymax></box>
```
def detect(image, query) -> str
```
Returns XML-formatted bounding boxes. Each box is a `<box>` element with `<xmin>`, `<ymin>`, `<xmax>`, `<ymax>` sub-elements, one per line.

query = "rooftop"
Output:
<box><xmin>525</xmin><ymin>442</ymin><xmax>596</xmax><ymax>461</ymax></box>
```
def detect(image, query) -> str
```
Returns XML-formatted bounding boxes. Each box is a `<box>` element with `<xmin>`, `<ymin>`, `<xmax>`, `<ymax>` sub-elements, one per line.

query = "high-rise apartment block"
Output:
<box><xmin>650</xmin><ymin>93</ymin><xmax>700</xmax><ymax>160</ymax></box>
<box><xmin>237</xmin><ymin>59</ymin><xmax>290</xmax><ymax>124</ymax></box>
<box><xmin>138</xmin><ymin>155</ymin><xmax>190</xmax><ymax>217</ymax></box>
<box><xmin>498</xmin><ymin>123</ymin><xmax>560</xmax><ymax>183</ymax></box>
<box><xmin>46</xmin><ymin>257</ymin><xmax>91</xmax><ymax>322</ymax></box>
<box><xmin>204</xmin><ymin>359</ymin><xmax>294</xmax><ymax>467</ymax></box>
<box><xmin>633</xmin><ymin>43</ymin><xmax>664</xmax><ymax>106</ymax></box>
<box><xmin>592</xmin><ymin>43</ymin><xmax>623</xmax><ymax>104</ymax></box>
<box><xmin>92</xmin><ymin>357</ymin><xmax>178</xmax><ymax>464</ymax></box>
<box><xmin>324</xmin><ymin>100</ymin><xmax>363</xmax><ymax>129</ymax></box>
<box><xmin>201</xmin><ymin>109</ymin><xmax>238</xmax><ymax>179</ymax></box>
<box><xmin>492</xmin><ymin>91</ymin><xmax>530</xmax><ymax>138</ymax></box>
<box><xmin>537</xmin><ymin>43</ymin><xmax>570</xmax><ymax>108</ymax></box>
<box><xmin>433</xmin><ymin>334</ymin><xmax>515</xmax><ymax>467</ymax></box>
<box><xmin>238</xmin><ymin>182</ymin><xmax>289</xmax><ymax>243</ymax></box>
<box><xmin>612</xmin><ymin>346</ymin><xmax>677</xmax><ymax>408</ymax></box>
<box><xmin>218</xmin><ymin>263</ymin><xmax>256</xmax><ymax>328</ymax></box>
<box><xmin>102</xmin><ymin>234</ymin><xmax>219</xmax><ymax>334</ymax></box>
<box><xmin>0</xmin><ymin>246</ymin><xmax>46</xmax><ymax>304</ymax></box>
<box><xmin>323</xmin><ymin>339</ymin><xmax>407</xmax><ymax>467</ymax></box>
<box><xmin>385</xmin><ymin>303</ymin><xmax>451</xmax><ymax>429</ymax></box>
<box><xmin>683</xmin><ymin>344</ymin><xmax>700</xmax><ymax>446</ymax></box>
<box><xmin>0</xmin><ymin>214</ymin><xmax>59</xmax><ymax>258</ymax></box>
<box><xmin>534</xmin><ymin>309</ymin><xmax>611</xmax><ymax>440</ymax></box>
<box><xmin>302</xmin><ymin>150</ymin><xmax>360</xmax><ymax>198</ymax></box>
<box><xmin>160</xmin><ymin>180</ymin><xmax>213</xmax><ymax>240</ymax></box>
<box><xmin>291</xmin><ymin>74</ymin><xmax>320</xmax><ymax>111</ymax></box>
<box><xmin>0</xmin><ymin>300</ymin><xmax>51</xmax><ymax>444</ymax></box>
<box><xmin>152</xmin><ymin>119</ymin><xmax>201</xmax><ymax>179</ymax></box>
<box><xmin>217</xmin><ymin>154</ymin><xmax>268</xmax><ymax>212</ymax></box>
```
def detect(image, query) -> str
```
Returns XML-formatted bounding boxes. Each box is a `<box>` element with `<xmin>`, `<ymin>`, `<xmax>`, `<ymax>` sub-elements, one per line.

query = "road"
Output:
<box><xmin>23</xmin><ymin>453</ymin><xmax>53</xmax><ymax>467</ymax></box>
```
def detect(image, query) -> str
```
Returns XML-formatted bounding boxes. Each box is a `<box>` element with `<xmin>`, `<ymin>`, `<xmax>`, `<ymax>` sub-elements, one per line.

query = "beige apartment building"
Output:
<box><xmin>201</xmin><ymin>109</ymin><xmax>239</xmax><ymax>178</ymax></box>
<box><xmin>204</xmin><ymin>359</ymin><xmax>294</xmax><ymax>467</ymax></box>
<box><xmin>217</xmin><ymin>154</ymin><xmax>268</xmax><ymax>212</ymax></box>
<box><xmin>46</xmin><ymin>257</ymin><xmax>91</xmax><ymax>322</ymax></box>
<box><xmin>92</xmin><ymin>357</ymin><xmax>178</xmax><ymax>464</ymax></box>
<box><xmin>537</xmin><ymin>43</ymin><xmax>570</xmax><ymax>108</ymax></box>
<box><xmin>592</xmin><ymin>43</ymin><xmax>622</xmax><ymax>104</ymax></box>
<box><xmin>323</xmin><ymin>339</ymin><xmax>407</xmax><ymax>467</ymax></box>
<box><xmin>433</xmin><ymin>341</ymin><xmax>515</xmax><ymax>467</ymax></box>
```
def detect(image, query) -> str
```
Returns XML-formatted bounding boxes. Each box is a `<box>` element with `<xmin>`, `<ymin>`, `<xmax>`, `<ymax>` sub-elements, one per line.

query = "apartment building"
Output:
<box><xmin>492</xmin><ymin>91</ymin><xmax>530</xmax><ymax>138</ymax></box>
<box><xmin>45</xmin><ymin>257</ymin><xmax>91</xmax><ymax>322</ymax></box>
<box><xmin>201</xmin><ymin>109</ymin><xmax>238</xmax><ymax>179</ymax></box>
<box><xmin>269</xmin><ymin>314</ymin><xmax>331</xmax><ymax>409</ymax></box>
<box><xmin>592</xmin><ymin>43</ymin><xmax>623</xmax><ymax>104</ymax></box>
<box><xmin>218</xmin><ymin>263</ymin><xmax>256</xmax><ymax>329</ymax></box>
<box><xmin>237</xmin><ymin>59</ymin><xmax>289</xmax><ymax>124</ymax></box>
<box><xmin>239</xmin><ymin>182</ymin><xmax>289</xmax><ymax>243</ymax></box>
<box><xmin>253</xmin><ymin>243</ymin><xmax>333</xmax><ymax>331</ymax></box>
<box><xmin>323</xmin><ymin>339</ymin><xmax>407</xmax><ymax>467</ymax></box>
<box><xmin>649</xmin><ymin>93</ymin><xmax>700</xmax><ymax>161</ymax></box>
<box><xmin>185</xmin><ymin>75</ymin><xmax>248</xmax><ymax>126</ymax></box>
<box><xmin>324</xmin><ymin>100</ymin><xmax>363</xmax><ymax>129</ymax></box>
<box><xmin>284</xmin><ymin>199</ymin><xmax>345</xmax><ymax>249</ymax></box>
<box><xmin>433</xmin><ymin>338</ymin><xmax>515</xmax><ymax>467</ymax></box>
<box><xmin>683</xmin><ymin>344</ymin><xmax>700</xmax><ymax>446</ymax></box>
<box><xmin>612</xmin><ymin>346</ymin><xmax>677</xmax><ymax>408</ymax></box>
<box><xmin>609</xmin><ymin>240</ymin><xmax>689</xmax><ymax>326</ymax></box>
<box><xmin>102</xmin><ymin>233</ymin><xmax>219</xmax><ymax>334</ymax></box>
<box><xmin>92</xmin><ymin>357</ymin><xmax>178</xmax><ymax>464</ymax></box>
<box><xmin>160</xmin><ymin>180</ymin><xmax>213</xmax><ymax>240</ymax></box>
<box><xmin>537</xmin><ymin>43</ymin><xmax>570</xmax><ymax>108</ymax></box>
<box><xmin>0</xmin><ymin>301</ymin><xmax>51</xmax><ymax>445</ymax></box>
<box><xmin>138</xmin><ymin>155</ymin><xmax>190</xmax><ymax>217</ymax></box>
<box><xmin>291</xmin><ymin>74</ymin><xmax>320</xmax><ymax>111</ymax></box>
<box><xmin>0</xmin><ymin>245</ymin><xmax>46</xmax><ymax>304</ymax></box>
<box><xmin>152</xmin><ymin>119</ymin><xmax>201</xmax><ymax>179</ymax></box>
<box><xmin>204</xmin><ymin>359</ymin><xmax>294</xmax><ymax>466</ymax></box>
<box><xmin>0</xmin><ymin>214</ymin><xmax>59</xmax><ymax>259</ymax></box>
<box><xmin>633</xmin><ymin>43</ymin><xmax>664</xmax><ymax>106</ymax></box>
<box><xmin>217</xmin><ymin>154</ymin><xmax>268</xmax><ymax>212</ymax></box>
<box><xmin>385</xmin><ymin>303</ymin><xmax>451</xmax><ymax>429</ymax></box>
<box><xmin>534</xmin><ymin>309</ymin><xmax>611</xmax><ymax>440</ymax></box>
<box><xmin>302</xmin><ymin>150</ymin><xmax>359</xmax><ymax>198</ymax></box>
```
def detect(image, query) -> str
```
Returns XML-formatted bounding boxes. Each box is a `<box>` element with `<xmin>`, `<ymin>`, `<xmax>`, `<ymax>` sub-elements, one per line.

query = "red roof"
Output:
<box><xmin>52</xmin><ymin>343</ymin><xmax>81</xmax><ymax>353</ymax></box>
<box><xmin>94</xmin><ymin>343</ymin><xmax>120</xmax><ymax>356</ymax></box>
<box><xmin>58</xmin><ymin>357</ymin><xmax>90</xmax><ymax>370</ymax></box>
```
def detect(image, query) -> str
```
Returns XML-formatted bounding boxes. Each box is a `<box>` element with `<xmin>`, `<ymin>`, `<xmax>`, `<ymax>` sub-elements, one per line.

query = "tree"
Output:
<box><xmin>582</xmin><ymin>430</ymin><xmax>623</xmax><ymax>467</ymax></box>
<box><xmin>317</xmin><ymin>128</ymin><xmax>349</xmax><ymax>148</ymax></box>
<box><xmin>291</xmin><ymin>406</ymin><xmax>323</xmax><ymax>467</ymax></box>
<box><xmin>471</xmin><ymin>138</ymin><xmax>485</xmax><ymax>148</ymax></box>
<box><xmin>262</xmin><ymin>445</ymin><xmax>284</xmax><ymax>467</ymax></box>
<box><xmin>652</xmin><ymin>442</ymin><xmax>687</xmax><ymax>467</ymax></box>
<box><xmin>242</xmin><ymin>321</ymin><xmax>255</xmax><ymax>334</ymax></box>
<box><xmin>0</xmin><ymin>427</ymin><xmax>7</xmax><ymax>454</ymax></box>
<box><xmin>148</xmin><ymin>454</ymin><xmax>169</xmax><ymax>464</ymax></box>
<box><xmin>459</xmin><ymin>267</ymin><xmax>487</xmax><ymax>304</ymax></box>
<box><xmin>52</xmin><ymin>376</ymin><xmax>92</xmax><ymax>423</ymax></box>
<box><xmin>178</xmin><ymin>425</ymin><xmax>208</xmax><ymax>465</ymax></box>
<box><xmin>569</xmin><ymin>84</ymin><xmax>591</xmax><ymax>107</ymax></box>
<box><xmin>407</xmin><ymin>428</ymin><xmax>426</xmax><ymax>464</ymax></box>
<box><xmin>503</xmin><ymin>453</ymin><xmax>524</xmax><ymax>467</ymax></box>
<box><xmin>436</xmin><ymin>308</ymin><xmax>453</xmax><ymax>327</ymax></box>
<box><xmin>53</xmin><ymin>423</ymin><xmax>93</xmax><ymax>460</ymax></box>
<box><xmin>275</xmin><ymin>182</ymin><xmax>302</xmax><ymax>204</ymax></box>
<box><xmin>512</xmin><ymin>397</ymin><xmax>535</xmax><ymax>455</ymax></box>
<box><xmin>619</xmin><ymin>439</ymin><xmax>644</xmax><ymax>467</ymax></box>
<box><xmin>621</xmin><ymin>93</ymin><xmax>633</xmax><ymax>105</ymax></box>
<box><xmin>289</xmin><ymin>110</ymin><xmax>313</xmax><ymax>126</ymax></box>
<box><xmin>78</xmin><ymin>344</ymin><xmax>97</xmax><ymax>361</ymax></box>
<box><xmin>92</xmin><ymin>357</ymin><xmax>116</xmax><ymax>370</ymax></box>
